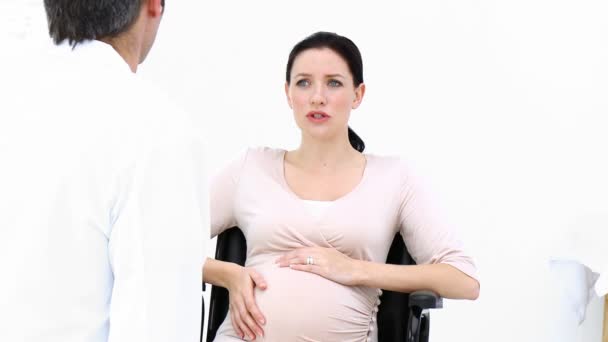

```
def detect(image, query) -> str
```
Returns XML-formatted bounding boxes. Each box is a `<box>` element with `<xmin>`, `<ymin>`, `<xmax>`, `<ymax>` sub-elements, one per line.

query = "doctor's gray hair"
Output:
<box><xmin>44</xmin><ymin>0</ymin><xmax>163</xmax><ymax>47</ymax></box>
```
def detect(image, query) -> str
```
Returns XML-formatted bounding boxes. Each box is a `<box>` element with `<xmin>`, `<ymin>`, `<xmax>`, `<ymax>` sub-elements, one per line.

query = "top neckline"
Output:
<box><xmin>277</xmin><ymin>149</ymin><xmax>371</xmax><ymax>204</ymax></box>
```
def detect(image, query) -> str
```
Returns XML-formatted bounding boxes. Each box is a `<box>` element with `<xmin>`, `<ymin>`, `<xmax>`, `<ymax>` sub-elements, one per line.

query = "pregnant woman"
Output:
<box><xmin>203</xmin><ymin>31</ymin><xmax>480</xmax><ymax>342</ymax></box>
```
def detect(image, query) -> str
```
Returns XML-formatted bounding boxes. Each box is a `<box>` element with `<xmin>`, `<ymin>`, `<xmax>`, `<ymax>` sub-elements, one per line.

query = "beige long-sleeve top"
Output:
<box><xmin>211</xmin><ymin>147</ymin><xmax>477</xmax><ymax>342</ymax></box>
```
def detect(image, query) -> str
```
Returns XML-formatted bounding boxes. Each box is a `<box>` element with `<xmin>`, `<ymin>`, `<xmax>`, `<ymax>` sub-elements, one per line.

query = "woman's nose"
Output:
<box><xmin>310</xmin><ymin>86</ymin><xmax>326</xmax><ymax>106</ymax></box>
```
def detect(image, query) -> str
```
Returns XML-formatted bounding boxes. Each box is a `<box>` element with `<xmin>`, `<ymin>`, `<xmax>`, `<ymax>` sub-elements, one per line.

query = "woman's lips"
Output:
<box><xmin>306</xmin><ymin>111</ymin><xmax>330</xmax><ymax>123</ymax></box>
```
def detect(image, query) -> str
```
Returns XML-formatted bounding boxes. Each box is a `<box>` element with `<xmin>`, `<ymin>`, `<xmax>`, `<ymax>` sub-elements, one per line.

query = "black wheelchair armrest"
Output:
<box><xmin>408</xmin><ymin>290</ymin><xmax>443</xmax><ymax>310</ymax></box>
<box><xmin>205</xmin><ymin>227</ymin><xmax>247</xmax><ymax>342</ymax></box>
<box><xmin>406</xmin><ymin>291</ymin><xmax>441</xmax><ymax>342</ymax></box>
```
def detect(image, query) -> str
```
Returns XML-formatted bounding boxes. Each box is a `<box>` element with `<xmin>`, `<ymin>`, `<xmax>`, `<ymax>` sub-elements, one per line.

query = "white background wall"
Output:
<box><xmin>2</xmin><ymin>1</ymin><xmax>607</xmax><ymax>341</ymax></box>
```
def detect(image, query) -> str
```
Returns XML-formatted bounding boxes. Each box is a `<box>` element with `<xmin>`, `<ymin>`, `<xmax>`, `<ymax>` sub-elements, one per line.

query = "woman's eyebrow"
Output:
<box><xmin>294</xmin><ymin>73</ymin><xmax>346</xmax><ymax>78</ymax></box>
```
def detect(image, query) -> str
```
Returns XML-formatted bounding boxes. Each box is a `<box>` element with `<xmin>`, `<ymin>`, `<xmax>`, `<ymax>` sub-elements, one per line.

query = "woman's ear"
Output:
<box><xmin>285</xmin><ymin>82</ymin><xmax>293</xmax><ymax>109</ymax></box>
<box><xmin>352</xmin><ymin>83</ymin><xmax>366</xmax><ymax>109</ymax></box>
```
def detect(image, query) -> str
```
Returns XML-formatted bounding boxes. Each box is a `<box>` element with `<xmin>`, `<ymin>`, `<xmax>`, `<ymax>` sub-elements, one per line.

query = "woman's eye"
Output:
<box><xmin>328</xmin><ymin>79</ymin><xmax>343</xmax><ymax>87</ymax></box>
<box><xmin>296</xmin><ymin>79</ymin><xmax>310</xmax><ymax>87</ymax></box>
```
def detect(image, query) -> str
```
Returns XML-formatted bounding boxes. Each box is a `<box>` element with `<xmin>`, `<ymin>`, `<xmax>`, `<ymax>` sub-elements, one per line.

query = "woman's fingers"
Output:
<box><xmin>276</xmin><ymin>248</ymin><xmax>358</xmax><ymax>286</ymax></box>
<box><xmin>249</xmin><ymin>269</ymin><xmax>268</xmax><ymax>290</ymax></box>
<box><xmin>289</xmin><ymin>264</ymin><xmax>322</xmax><ymax>275</ymax></box>
<box><xmin>290</xmin><ymin>254</ymin><xmax>322</xmax><ymax>267</ymax></box>
<box><xmin>230</xmin><ymin>304</ymin><xmax>248</xmax><ymax>339</ymax></box>
<box><xmin>276</xmin><ymin>248</ymin><xmax>308</xmax><ymax>264</ymax></box>
<box><xmin>235</xmin><ymin>283</ymin><xmax>264</xmax><ymax>338</ymax></box>
<box><xmin>233</xmin><ymin>304</ymin><xmax>256</xmax><ymax>340</ymax></box>
<box><xmin>239</xmin><ymin>303</ymin><xmax>264</xmax><ymax>338</ymax></box>
<box><xmin>245</xmin><ymin>270</ymin><xmax>266</xmax><ymax>326</ymax></box>
<box><xmin>229</xmin><ymin>308</ymin><xmax>244</xmax><ymax>339</ymax></box>
<box><xmin>227</xmin><ymin>267</ymin><xmax>269</xmax><ymax>340</ymax></box>
<box><xmin>276</xmin><ymin>248</ymin><xmax>320</xmax><ymax>267</ymax></box>
<box><xmin>244</xmin><ymin>292</ymin><xmax>266</xmax><ymax>326</ymax></box>
<box><xmin>275</xmin><ymin>253</ymin><xmax>293</xmax><ymax>266</ymax></box>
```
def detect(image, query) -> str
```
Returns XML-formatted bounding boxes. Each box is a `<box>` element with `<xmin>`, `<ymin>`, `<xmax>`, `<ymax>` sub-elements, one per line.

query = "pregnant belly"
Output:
<box><xmin>250</xmin><ymin>264</ymin><xmax>378</xmax><ymax>342</ymax></box>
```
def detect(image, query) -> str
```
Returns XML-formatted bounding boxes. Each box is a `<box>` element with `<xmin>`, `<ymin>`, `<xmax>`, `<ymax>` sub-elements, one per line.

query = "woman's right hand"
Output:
<box><xmin>227</xmin><ymin>266</ymin><xmax>267</xmax><ymax>340</ymax></box>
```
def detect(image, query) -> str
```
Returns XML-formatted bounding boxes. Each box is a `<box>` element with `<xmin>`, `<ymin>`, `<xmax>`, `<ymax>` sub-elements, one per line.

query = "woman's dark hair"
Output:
<box><xmin>285</xmin><ymin>31</ymin><xmax>365</xmax><ymax>153</ymax></box>
<box><xmin>44</xmin><ymin>0</ymin><xmax>156</xmax><ymax>47</ymax></box>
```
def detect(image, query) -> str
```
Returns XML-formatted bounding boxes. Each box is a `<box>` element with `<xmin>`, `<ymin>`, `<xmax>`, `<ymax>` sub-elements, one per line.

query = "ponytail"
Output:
<box><xmin>348</xmin><ymin>126</ymin><xmax>365</xmax><ymax>153</ymax></box>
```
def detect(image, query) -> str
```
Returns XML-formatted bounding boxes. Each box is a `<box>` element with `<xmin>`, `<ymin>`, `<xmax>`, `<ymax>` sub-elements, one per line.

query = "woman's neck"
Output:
<box><xmin>289</xmin><ymin>134</ymin><xmax>363</xmax><ymax>171</ymax></box>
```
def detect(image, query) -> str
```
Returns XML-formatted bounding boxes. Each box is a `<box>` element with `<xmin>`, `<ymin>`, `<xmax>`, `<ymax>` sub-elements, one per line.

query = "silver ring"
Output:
<box><xmin>306</xmin><ymin>256</ymin><xmax>314</xmax><ymax>265</ymax></box>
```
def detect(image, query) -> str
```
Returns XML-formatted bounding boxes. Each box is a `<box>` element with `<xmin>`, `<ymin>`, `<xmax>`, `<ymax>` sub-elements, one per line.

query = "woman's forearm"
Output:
<box><xmin>202</xmin><ymin>257</ymin><xmax>242</xmax><ymax>288</ymax></box>
<box><xmin>354</xmin><ymin>261</ymin><xmax>479</xmax><ymax>300</ymax></box>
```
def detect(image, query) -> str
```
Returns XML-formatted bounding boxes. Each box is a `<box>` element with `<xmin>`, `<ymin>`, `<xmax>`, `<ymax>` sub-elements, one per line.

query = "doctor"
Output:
<box><xmin>0</xmin><ymin>0</ymin><xmax>207</xmax><ymax>341</ymax></box>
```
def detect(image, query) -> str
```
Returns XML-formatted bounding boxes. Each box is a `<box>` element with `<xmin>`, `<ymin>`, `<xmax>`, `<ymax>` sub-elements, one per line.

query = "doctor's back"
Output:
<box><xmin>0</xmin><ymin>1</ymin><xmax>207</xmax><ymax>341</ymax></box>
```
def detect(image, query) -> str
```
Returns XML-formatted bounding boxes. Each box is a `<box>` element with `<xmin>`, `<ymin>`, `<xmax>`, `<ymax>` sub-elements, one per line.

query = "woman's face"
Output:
<box><xmin>286</xmin><ymin>48</ymin><xmax>365</xmax><ymax>142</ymax></box>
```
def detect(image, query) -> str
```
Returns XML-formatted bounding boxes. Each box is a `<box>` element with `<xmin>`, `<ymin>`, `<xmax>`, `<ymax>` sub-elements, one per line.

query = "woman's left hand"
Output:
<box><xmin>275</xmin><ymin>247</ymin><xmax>362</xmax><ymax>286</ymax></box>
